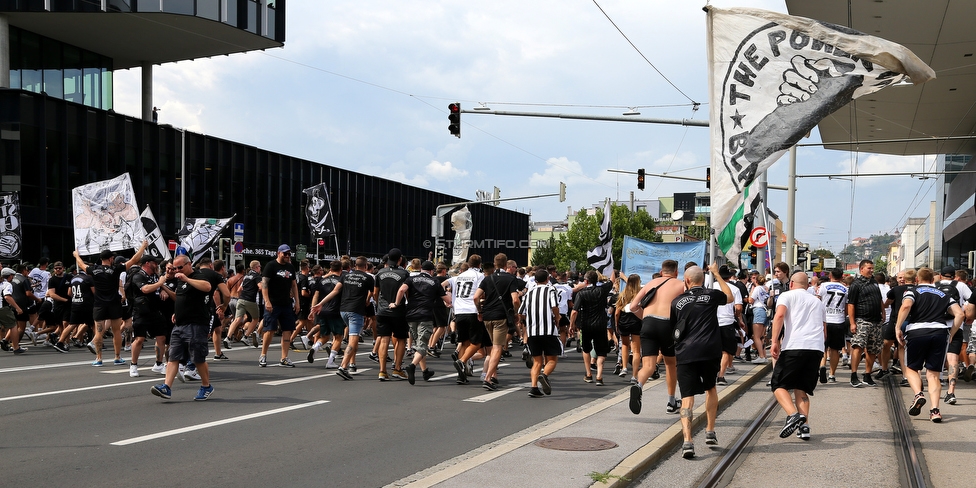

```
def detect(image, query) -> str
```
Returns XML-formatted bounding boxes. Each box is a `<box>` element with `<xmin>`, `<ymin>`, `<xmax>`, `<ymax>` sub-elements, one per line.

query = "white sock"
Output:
<box><xmin>328</xmin><ymin>350</ymin><xmax>337</xmax><ymax>361</ymax></box>
<box><xmin>312</xmin><ymin>342</ymin><xmax>322</xmax><ymax>351</ymax></box>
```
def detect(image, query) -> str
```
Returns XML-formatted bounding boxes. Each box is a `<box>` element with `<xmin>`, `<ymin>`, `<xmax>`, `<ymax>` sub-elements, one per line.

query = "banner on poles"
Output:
<box><xmin>0</xmin><ymin>191</ymin><xmax>23</xmax><ymax>260</ymax></box>
<box><xmin>72</xmin><ymin>173</ymin><xmax>142</xmax><ymax>255</ymax></box>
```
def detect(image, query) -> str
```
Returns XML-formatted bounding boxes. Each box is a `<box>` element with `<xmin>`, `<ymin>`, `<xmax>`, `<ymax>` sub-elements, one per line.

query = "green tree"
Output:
<box><xmin>550</xmin><ymin>204</ymin><xmax>660</xmax><ymax>273</ymax></box>
<box><xmin>812</xmin><ymin>248</ymin><xmax>835</xmax><ymax>259</ymax></box>
<box><xmin>687</xmin><ymin>215</ymin><xmax>710</xmax><ymax>241</ymax></box>
<box><xmin>530</xmin><ymin>234</ymin><xmax>559</xmax><ymax>267</ymax></box>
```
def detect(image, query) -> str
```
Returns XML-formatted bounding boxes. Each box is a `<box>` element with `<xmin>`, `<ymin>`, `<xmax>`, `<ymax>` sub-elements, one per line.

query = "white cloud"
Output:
<box><xmin>425</xmin><ymin>160</ymin><xmax>468</xmax><ymax>181</ymax></box>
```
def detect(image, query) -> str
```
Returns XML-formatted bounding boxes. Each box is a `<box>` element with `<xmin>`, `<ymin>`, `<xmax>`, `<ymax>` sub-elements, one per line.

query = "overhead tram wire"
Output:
<box><xmin>591</xmin><ymin>0</ymin><xmax>700</xmax><ymax>107</ymax></box>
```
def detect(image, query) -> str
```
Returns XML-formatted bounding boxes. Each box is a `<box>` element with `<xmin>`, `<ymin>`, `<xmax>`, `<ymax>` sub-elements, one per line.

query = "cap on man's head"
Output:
<box><xmin>1</xmin><ymin>267</ymin><xmax>15</xmax><ymax>277</ymax></box>
<box><xmin>277</xmin><ymin>244</ymin><xmax>291</xmax><ymax>253</ymax></box>
<box><xmin>421</xmin><ymin>260</ymin><xmax>436</xmax><ymax>271</ymax></box>
<box><xmin>749</xmin><ymin>269</ymin><xmax>760</xmax><ymax>274</ymax></box>
<box><xmin>388</xmin><ymin>248</ymin><xmax>402</xmax><ymax>263</ymax></box>
<box><xmin>941</xmin><ymin>266</ymin><xmax>955</xmax><ymax>276</ymax></box>
<box><xmin>100</xmin><ymin>249</ymin><xmax>115</xmax><ymax>260</ymax></box>
<box><xmin>141</xmin><ymin>255</ymin><xmax>159</xmax><ymax>264</ymax></box>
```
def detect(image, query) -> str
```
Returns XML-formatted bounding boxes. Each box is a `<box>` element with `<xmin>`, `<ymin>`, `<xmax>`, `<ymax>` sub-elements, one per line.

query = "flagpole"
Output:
<box><xmin>756</xmin><ymin>172</ymin><xmax>767</xmax><ymax>274</ymax></box>
<box><xmin>786</xmin><ymin>146</ymin><xmax>797</xmax><ymax>269</ymax></box>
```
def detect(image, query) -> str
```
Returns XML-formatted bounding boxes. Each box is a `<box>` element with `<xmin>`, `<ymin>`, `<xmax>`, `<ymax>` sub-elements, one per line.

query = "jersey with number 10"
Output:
<box><xmin>821</xmin><ymin>282</ymin><xmax>848</xmax><ymax>324</ymax></box>
<box><xmin>449</xmin><ymin>268</ymin><xmax>484</xmax><ymax>314</ymax></box>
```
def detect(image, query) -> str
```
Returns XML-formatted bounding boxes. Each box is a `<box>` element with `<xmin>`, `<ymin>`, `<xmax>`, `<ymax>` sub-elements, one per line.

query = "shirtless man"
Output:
<box><xmin>628</xmin><ymin>259</ymin><xmax>688</xmax><ymax>414</ymax></box>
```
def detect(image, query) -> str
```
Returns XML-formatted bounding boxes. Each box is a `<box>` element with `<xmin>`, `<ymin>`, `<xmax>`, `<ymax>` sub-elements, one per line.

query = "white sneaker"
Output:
<box><xmin>151</xmin><ymin>363</ymin><xmax>166</xmax><ymax>374</ymax></box>
<box><xmin>325</xmin><ymin>359</ymin><xmax>339</xmax><ymax>369</ymax></box>
<box><xmin>184</xmin><ymin>369</ymin><xmax>201</xmax><ymax>381</ymax></box>
<box><xmin>726</xmin><ymin>366</ymin><xmax>737</xmax><ymax>374</ymax></box>
<box><xmin>129</xmin><ymin>364</ymin><xmax>140</xmax><ymax>377</ymax></box>
<box><xmin>300</xmin><ymin>335</ymin><xmax>311</xmax><ymax>349</ymax></box>
<box><xmin>618</xmin><ymin>368</ymin><xmax>628</xmax><ymax>378</ymax></box>
<box><xmin>751</xmin><ymin>357</ymin><xmax>768</xmax><ymax>364</ymax></box>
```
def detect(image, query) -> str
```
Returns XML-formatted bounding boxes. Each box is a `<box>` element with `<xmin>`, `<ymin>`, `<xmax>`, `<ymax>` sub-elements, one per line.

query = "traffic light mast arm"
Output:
<box><xmin>462</xmin><ymin>109</ymin><xmax>708</xmax><ymax>127</ymax></box>
<box><xmin>606</xmin><ymin>169</ymin><xmax>788</xmax><ymax>190</ymax></box>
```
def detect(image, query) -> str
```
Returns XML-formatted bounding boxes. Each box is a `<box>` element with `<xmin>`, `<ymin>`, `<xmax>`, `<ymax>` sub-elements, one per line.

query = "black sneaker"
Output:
<box><xmin>850</xmin><ymin>373</ymin><xmax>864</xmax><ymax>388</ymax></box>
<box><xmin>528</xmin><ymin>387</ymin><xmax>544</xmax><ymax>398</ymax></box>
<box><xmin>650</xmin><ymin>364</ymin><xmax>661</xmax><ymax>380</ymax></box>
<box><xmin>336</xmin><ymin>367</ymin><xmax>353</xmax><ymax>380</ymax></box>
<box><xmin>779</xmin><ymin>413</ymin><xmax>806</xmax><ymax>438</ymax></box>
<box><xmin>0</xmin><ymin>339</ymin><xmax>9</xmax><ymax>352</ymax></box>
<box><xmin>716</xmin><ymin>376</ymin><xmax>728</xmax><ymax>386</ymax></box>
<box><xmin>629</xmin><ymin>385</ymin><xmax>642</xmax><ymax>414</ymax></box>
<box><xmin>796</xmin><ymin>424</ymin><xmax>811</xmax><ymax>440</ymax></box>
<box><xmin>307</xmin><ymin>349</ymin><xmax>315</xmax><ymax>363</ymax></box>
<box><xmin>875</xmin><ymin>369</ymin><xmax>889</xmax><ymax>380</ymax></box>
<box><xmin>12</xmin><ymin>347</ymin><xmax>27</xmax><ymax>355</ymax></box>
<box><xmin>613</xmin><ymin>363</ymin><xmax>622</xmax><ymax>376</ymax></box>
<box><xmin>501</xmin><ymin>350</ymin><xmax>512</xmax><ymax>358</ymax></box>
<box><xmin>453</xmin><ymin>360</ymin><xmax>467</xmax><ymax>383</ymax></box>
<box><xmin>482</xmin><ymin>380</ymin><xmax>497</xmax><ymax>391</ymax></box>
<box><xmin>522</xmin><ymin>348</ymin><xmax>532</xmax><ymax>369</ymax></box>
<box><xmin>930</xmin><ymin>408</ymin><xmax>942</xmax><ymax>423</ymax></box>
<box><xmin>595</xmin><ymin>378</ymin><xmax>604</xmax><ymax>386</ymax></box>
<box><xmin>54</xmin><ymin>342</ymin><xmax>69</xmax><ymax>353</ymax></box>
<box><xmin>945</xmin><ymin>392</ymin><xmax>957</xmax><ymax>405</ymax></box>
<box><xmin>908</xmin><ymin>393</ymin><xmax>926</xmax><ymax>416</ymax></box>
<box><xmin>666</xmin><ymin>398</ymin><xmax>679</xmax><ymax>414</ymax></box>
<box><xmin>705</xmin><ymin>431</ymin><xmax>718</xmax><ymax>445</ymax></box>
<box><xmin>819</xmin><ymin>366</ymin><xmax>828</xmax><ymax>384</ymax></box>
<box><xmin>862</xmin><ymin>373</ymin><xmax>877</xmax><ymax>387</ymax></box>
<box><xmin>368</xmin><ymin>352</ymin><xmax>379</xmax><ymax>363</ymax></box>
<box><xmin>406</xmin><ymin>364</ymin><xmax>416</xmax><ymax>385</ymax></box>
<box><xmin>451</xmin><ymin>350</ymin><xmax>459</xmax><ymax>362</ymax></box>
<box><xmin>539</xmin><ymin>373</ymin><xmax>552</xmax><ymax>395</ymax></box>
<box><xmin>422</xmin><ymin>369</ymin><xmax>435</xmax><ymax>381</ymax></box>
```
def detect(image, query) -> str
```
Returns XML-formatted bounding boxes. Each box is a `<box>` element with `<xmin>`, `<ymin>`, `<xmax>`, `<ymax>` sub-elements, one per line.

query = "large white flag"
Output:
<box><xmin>707</xmin><ymin>6</ymin><xmax>935</xmax><ymax>260</ymax></box>
<box><xmin>136</xmin><ymin>206</ymin><xmax>172</xmax><ymax>262</ymax></box>
<box><xmin>176</xmin><ymin>216</ymin><xmax>234</xmax><ymax>264</ymax></box>
<box><xmin>586</xmin><ymin>200</ymin><xmax>614</xmax><ymax>277</ymax></box>
<box><xmin>72</xmin><ymin>173</ymin><xmax>142</xmax><ymax>255</ymax></box>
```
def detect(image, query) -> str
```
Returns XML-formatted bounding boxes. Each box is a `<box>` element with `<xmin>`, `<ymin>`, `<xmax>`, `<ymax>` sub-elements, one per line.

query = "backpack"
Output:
<box><xmin>124</xmin><ymin>265</ymin><xmax>143</xmax><ymax>302</ymax></box>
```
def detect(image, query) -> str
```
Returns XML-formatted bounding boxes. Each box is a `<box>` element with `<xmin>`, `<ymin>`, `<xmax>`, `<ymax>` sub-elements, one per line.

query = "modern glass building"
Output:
<box><xmin>0</xmin><ymin>1</ymin><xmax>530</xmax><ymax>265</ymax></box>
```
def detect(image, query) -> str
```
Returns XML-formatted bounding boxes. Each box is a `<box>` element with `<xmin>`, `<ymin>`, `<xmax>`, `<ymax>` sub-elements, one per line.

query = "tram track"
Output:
<box><xmin>693</xmin><ymin>374</ymin><xmax>930</xmax><ymax>488</ymax></box>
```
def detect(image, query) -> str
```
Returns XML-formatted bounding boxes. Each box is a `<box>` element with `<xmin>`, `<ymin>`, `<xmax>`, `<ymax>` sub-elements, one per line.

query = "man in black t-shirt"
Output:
<box><xmin>395</xmin><ymin>260</ymin><xmax>451</xmax><ymax>384</ymax></box>
<box><xmin>73</xmin><ymin>241</ymin><xmax>147</xmax><ymax>366</ymax></box>
<box><xmin>127</xmin><ymin>256</ymin><xmax>168</xmax><ymax>377</ymax></box>
<box><xmin>879</xmin><ymin>270</ymin><xmax>914</xmax><ymax>379</ymax></box>
<box><xmin>670</xmin><ymin>263</ymin><xmax>733</xmax><ymax>459</ymax></box>
<box><xmin>226</xmin><ymin>260</ymin><xmax>262</xmax><ymax>348</ymax></box>
<box><xmin>297</xmin><ymin>260</ymin><xmax>313</xmax><ymax>343</ymax></box>
<box><xmin>47</xmin><ymin>262</ymin><xmax>73</xmax><ymax>353</ymax></box>
<box><xmin>847</xmin><ymin>259</ymin><xmax>884</xmax><ymax>387</ymax></box>
<box><xmin>374</xmin><ymin>249</ymin><xmax>410</xmax><ymax>381</ymax></box>
<box><xmin>152</xmin><ymin>261</ymin><xmax>179</xmax><ymax>373</ymax></box>
<box><xmin>895</xmin><ymin>267</ymin><xmax>964</xmax><ymax>422</ymax></box>
<box><xmin>570</xmin><ymin>271</ymin><xmax>613</xmax><ymax>385</ymax></box>
<box><xmin>197</xmin><ymin>257</ymin><xmax>231</xmax><ymax>361</ymax></box>
<box><xmin>312</xmin><ymin>256</ymin><xmax>374</xmax><ymax>379</ymax></box>
<box><xmin>151</xmin><ymin>255</ymin><xmax>215</xmax><ymax>401</ymax></box>
<box><xmin>308</xmin><ymin>261</ymin><xmax>345</xmax><ymax>368</ymax></box>
<box><xmin>474</xmin><ymin>253</ymin><xmax>522</xmax><ymax>390</ymax></box>
<box><xmin>259</xmin><ymin>244</ymin><xmax>301</xmax><ymax>368</ymax></box>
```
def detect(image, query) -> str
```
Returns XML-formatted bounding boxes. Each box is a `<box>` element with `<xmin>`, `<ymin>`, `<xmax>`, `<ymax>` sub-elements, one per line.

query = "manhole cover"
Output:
<box><xmin>534</xmin><ymin>437</ymin><xmax>618</xmax><ymax>451</ymax></box>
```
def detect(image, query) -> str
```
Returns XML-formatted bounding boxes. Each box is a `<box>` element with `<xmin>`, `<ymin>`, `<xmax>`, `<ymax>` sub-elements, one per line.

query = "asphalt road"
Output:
<box><xmin>1</xmin><ymin>339</ymin><xmax>627</xmax><ymax>487</ymax></box>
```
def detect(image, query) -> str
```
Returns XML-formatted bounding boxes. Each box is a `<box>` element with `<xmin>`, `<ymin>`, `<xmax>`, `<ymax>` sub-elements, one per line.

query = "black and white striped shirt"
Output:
<box><xmin>518</xmin><ymin>284</ymin><xmax>559</xmax><ymax>336</ymax></box>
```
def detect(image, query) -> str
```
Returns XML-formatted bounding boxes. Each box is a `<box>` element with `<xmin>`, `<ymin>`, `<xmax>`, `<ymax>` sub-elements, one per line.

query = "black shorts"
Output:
<box><xmin>92</xmin><ymin>301</ymin><xmax>123</xmax><ymax>321</ymax></box>
<box><xmin>37</xmin><ymin>300</ymin><xmax>57</xmax><ymax>324</ymax></box>
<box><xmin>825</xmin><ymin>323</ymin><xmax>847</xmax><ymax>351</ymax></box>
<box><xmin>558</xmin><ymin>314</ymin><xmax>570</xmax><ymax>327</ymax></box>
<box><xmin>455</xmin><ymin>313</ymin><xmax>486</xmax><ymax>346</ymax></box>
<box><xmin>905</xmin><ymin>329</ymin><xmax>949</xmax><ymax>372</ymax></box>
<box><xmin>677</xmin><ymin>359</ymin><xmax>720</xmax><ymax>398</ymax></box>
<box><xmin>363</xmin><ymin>303</ymin><xmax>375</xmax><ymax>317</ymax></box>
<box><xmin>617</xmin><ymin>312</ymin><xmax>641</xmax><ymax>336</ymax></box>
<box><xmin>770</xmin><ymin>349</ymin><xmax>822</xmax><ymax>395</ymax></box>
<box><xmin>719</xmin><ymin>326</ymin><xmax>739</xmax><ymax>355</ymax></box>
<box><xmin>581</xmin><ymin>326</ymin><xmax>609</xmax><ymax>357</ymax></box>
<box><xmin>948</xmin><ymin>328</ymin><xmax>963</xmax><ymax>355</ymax></box>
<box><xmin>376</xmin><ymin>315</ymin><xmax>408</xmax><ymax>339</ymax></box>
<box><xmin>640</xmin><ymin>315</ymin><xmax>675</xmax><ymax>357</ymax></box>
<box><xmin>527</xmin><ymin>335</ymin><xmax>561</xmax><ymax>358</ymax></box>
<box><xmin>122</xmin><ymin>302</ymin><xmax>133</xmax><ymax>321</ymax></box>
<box><xmin>53</xmin><ymin>303</ymin><xmax>70</xmax><ymax>324</ymax></box>
<box><xmin>26</xmin><ymin>302</ymin><xmax>41</xmax><ymax>316</ymax></box>
<box><xmin>132</xmin><ymin>310</ymin><xmax>166</xmax><ymax>338</ymax></box>
<box><xmin>70</xmin><ymin>306</ymin><xmax>95</xmax><ymax>327</ymax></box>
<box><xmin>14</xmin><ymin>309</ymin><xmax>30</xmax><ymax>322</ymax></box>
<box><xmin>433</xmin><ymin>307</ymin><xmax>450</xmax><ymax>328</ymax></box>
<box><xmin>882</xmin><ymin>321</ymin><xmax>896</xmax><ymax>341</ymax></box>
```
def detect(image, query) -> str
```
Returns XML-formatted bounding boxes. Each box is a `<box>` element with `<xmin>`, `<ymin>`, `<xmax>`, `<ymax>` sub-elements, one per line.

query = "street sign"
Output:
<box><xmin>824</xmin><ymin>258</ymin><xmax>837</xmax><ymax>269</ymax></box>
<box><xmin>749</xmin><ymin>227</ymin><xmax>769</xmax><ymax>248</ymax></box>
<box><xmin>233</xmin><ymin>241</ymin><xmax>244</xmax><ymax>254</ymax></box>
<box><xmin>296</xmin><ymin>244</ymin><xmax>307</xmax><ymax>261</ymax></box>
<box><xmin>233</xmin><ymin>223</ymin><xmax>244</xmax><ymax>236</ymax></box>
<box><xmin>168</xmin><ymin>240</ymin><xmax>178</xmax><ymax>252</ymax></box>
<box><xmin>175</xmin><ymin>246</ymin><xmax>188</xmax><ymax>256</ymax></box>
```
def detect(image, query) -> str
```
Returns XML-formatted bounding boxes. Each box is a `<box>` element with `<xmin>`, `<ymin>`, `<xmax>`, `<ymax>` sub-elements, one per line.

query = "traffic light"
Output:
<box><xmin>559</xmin><ymin>182</ymin><xmax>566</xmax><ymax>202</ymax></box>
<box><xmin>448</xmin><ymin>103</ymin><xmax>461</xmax><ymax>138</ymax></box>
<box><xmin>706</xmin><ymin>167</ymin><xmax>711</xmax><ymax>189</ymax></box>
<box><xmin>796</xmin><ymin>245</ymin><xmax>809</xmax><ymax>264</ymax></box>
<box><xmin>750</xmin><ymin>250</ymin><xmax>757</xmax><ymax>265</ymax></box>
<box><xmin>637</xmin><ymin>168</ymin><xmax>645</xmax><ymax>190</ymax></box>
<box><xmin>317</xmin><ymin>238</ymin><xmax>325</xmax><ymax>246</ymax></box>
<box><xmin>492</xmin><ymin>186</ymin><xmax>500</xmax><ymax>206</ymax></box>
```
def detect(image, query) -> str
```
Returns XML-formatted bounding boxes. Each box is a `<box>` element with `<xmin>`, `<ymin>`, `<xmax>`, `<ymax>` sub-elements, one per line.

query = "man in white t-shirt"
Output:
<box><xmin>819</xmin><ymin>268</ymin><xmax>849</xmax><ymax>383</ymax></box>
<box><xmin>770</xmin><ymin>271</ymin><xmax>826</xmax><ymax>441</ymax></box>
<box><xmin>447</xmin><ymin>254</ymin><xmax>486</xmax><ymax>384</ymax></box>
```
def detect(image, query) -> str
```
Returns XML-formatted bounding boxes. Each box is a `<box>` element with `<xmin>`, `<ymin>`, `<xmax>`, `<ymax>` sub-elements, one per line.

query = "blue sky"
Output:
<box><xmin>112</xmin><ymin>0</ymin><xmax>937</xmax><ymax>255</ymax></box>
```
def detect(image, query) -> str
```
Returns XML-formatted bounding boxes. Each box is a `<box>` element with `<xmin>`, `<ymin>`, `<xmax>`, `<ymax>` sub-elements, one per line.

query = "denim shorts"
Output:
<box><xmin>341</xmin><ymin>311</ymin><xmax>364</xmax><ymax>336</ymax></box>
<box><xmin>751</xmin><ymin>307</ymin><xmax>767</xmax><ymax>325</ymax></box>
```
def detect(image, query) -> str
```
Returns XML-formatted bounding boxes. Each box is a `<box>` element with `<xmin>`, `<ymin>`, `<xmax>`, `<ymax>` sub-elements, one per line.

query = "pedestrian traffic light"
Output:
<box><xmin>448</xmin><ymin>103</ymin><xmax>461</xmax><ymax>138</ymax></box>
<box><xmin>706</xmin><ymin>167</ymin><xmax>711</xmax><ymax>189</ymax></box>
<box><xmin>637</xmin><ymin>168</ymin><xmax>645</xmax><ymax>190</ymax></box>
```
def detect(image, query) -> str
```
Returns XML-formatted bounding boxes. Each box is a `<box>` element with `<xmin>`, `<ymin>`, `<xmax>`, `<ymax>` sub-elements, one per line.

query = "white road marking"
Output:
<box><xmin>259</xmin><ymin>368</ymin><xmax>373</xmax><ymax>386</ymax></box>
<box><xmin>0</xmin><ymin>360</ymin><xmax>96</xmax><ymax>374</ymax></box>
<box><xmin>0</xmin><ymin>378</ymin><xmax>159</xmax><ymax>403</ymax></box>
<box><xmin>111</xmin><ymin>400</ymin><xmax>330</xmax><ymax>446</ymax></box>
<box><xmin>428</xmin><ymin>363</ymin><xmax>510</xmax><ymax>382</ymax></box>
<box><xmin>463</xmin><ymin>382</ymin><xmax>533</xmax><ymax>403</ymax></box>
